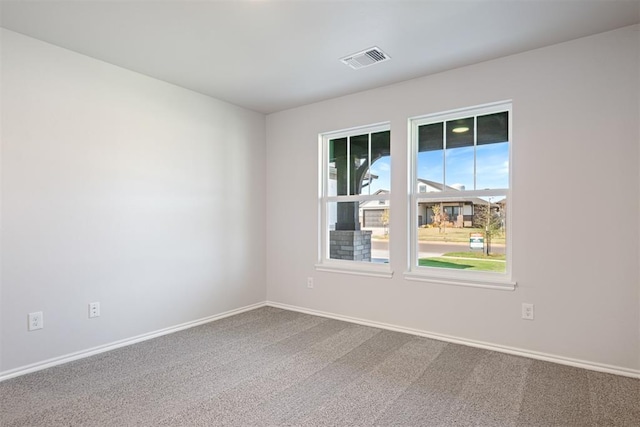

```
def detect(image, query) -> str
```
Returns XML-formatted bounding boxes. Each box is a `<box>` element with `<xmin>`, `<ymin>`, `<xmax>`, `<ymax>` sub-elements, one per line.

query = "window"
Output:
<box><xmin>407</xmin><ymin>102</ymin><xmax>514</xmax><ymax>289</ymax></box>
<box><xmin>317</xmin><ymin>123</ymin><xmax>392</xmax><ymax>277</ymax></box>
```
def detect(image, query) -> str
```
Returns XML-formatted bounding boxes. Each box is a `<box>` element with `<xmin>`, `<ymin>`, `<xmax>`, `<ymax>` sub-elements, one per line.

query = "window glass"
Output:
<box><xmin>476</xmin><ymin>112</ymin><xmax>509</xmax><ymax>190</ymax></box>
<box><xmin>360</xmin><ymin>201</ymin><xmax>390</xmax><ymax>264</ymax></box>
<box><xmin>321</xmin><ymin>125</ymin><xmax>391</xmax><ymax>269</ymax></box>
<box><xmin>327</xmin><ymin>201</ymin><xmax>391</xmax><ymax>263</ymax></box>
<box><xmin>417</xmin><ymin>123</ymin><xmax>444</xmax><ymax>189</ymax></box>
<box><xmin>476</xmin><ymin>142</ymin><xmax>509</xmax><ymax>190</ymax></box>
<box><xmin>351</xmin><ymin>134</ymin><xmax>369</xmax><ymax>195</ymax></box>
<box><xmin>445</xmin><ymin>117</ymin><xmax>474</xmax><ymax>190</ymax></box>
<box><xmin>411</xmin><ymin>103</ymin><xmax>511</xmax><ymax>280</ymax></box>
<box><xmin>477</xmin><ymin>112</ymin><xmax>508</xmax><ymax>145</ymax></box>
<box><xmin>368</xmin><ymin>131</ymin><xmax>391</xmax><ymax>195</ymax></box>
<box><xmin>329</xmin><ymin>137</ymin><xmax>347</xmax><ymax>196</ymax></box>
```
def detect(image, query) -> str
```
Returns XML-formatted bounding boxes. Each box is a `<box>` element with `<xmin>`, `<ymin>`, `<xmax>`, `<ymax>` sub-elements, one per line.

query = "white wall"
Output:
<box><xmin>266</xmin><ymin>26</ymin><xmax>640</xmax><ymax>372</ymax></box>
<box><xmin>0</xmin><ymin>29</ymin><xmax>266</xmax><ymax>373</ymax></box>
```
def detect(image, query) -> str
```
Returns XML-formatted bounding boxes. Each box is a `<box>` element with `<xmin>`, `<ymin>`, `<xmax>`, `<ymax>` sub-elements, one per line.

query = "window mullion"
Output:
<box><xmin>346</xmin><ymin>135</ymin><xmax>351</xmax><ymax>196</ymax></box>
<box><xmin>367</xmin><ymin>132</ymin><xmax>372</xmax><ymax>196</ymax></box>
<box><xmin>443</xmin><ymin>121</ymin><xmax>447</xmax><ymax>187</ymax></box>
<box><xmin>473</xmin><ymin>115</ymin><xmax>477</xmax><ymax>191</ymax></box>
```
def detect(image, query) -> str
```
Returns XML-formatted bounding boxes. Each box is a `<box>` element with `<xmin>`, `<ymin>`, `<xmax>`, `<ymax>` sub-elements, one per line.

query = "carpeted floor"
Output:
<box><xmin>1</xmin><ymin>306</ymin><xmax>638</xmax><ymax>426</ymax></box>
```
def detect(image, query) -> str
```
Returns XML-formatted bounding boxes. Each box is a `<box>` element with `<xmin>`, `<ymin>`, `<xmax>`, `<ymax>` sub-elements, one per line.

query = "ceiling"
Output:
<box><xmin>1</xmin><ymin>1</ymin><xmax>639</xmax><ymax>114</ymax></box>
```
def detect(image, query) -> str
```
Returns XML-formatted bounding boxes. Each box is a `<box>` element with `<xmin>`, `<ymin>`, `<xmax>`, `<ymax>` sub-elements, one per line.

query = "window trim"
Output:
<box><xmin>316</xmin><ymin>122</ymin><xmax>393</xmax><ymax>277</ymax></box>
<box><xmin>406</xmin><ymin>101</ymin><xmax>515</xmax><ymax>290</ymax></box>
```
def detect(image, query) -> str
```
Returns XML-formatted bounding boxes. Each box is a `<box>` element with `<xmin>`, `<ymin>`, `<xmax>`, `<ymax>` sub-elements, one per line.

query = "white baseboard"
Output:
<box><xmin>0</xmin><ymin>301</ymin><xmax>267</xmax><ymax>382</ymax></box>
<box><xmin>267</xmin><ymin>301</ymin><xmax>640</xmax><ymax>379</ymax></box>
<box><xmin>3</xmin><ymin>300</ymin><xmax>638</xmax><ymax>382</ymax></box>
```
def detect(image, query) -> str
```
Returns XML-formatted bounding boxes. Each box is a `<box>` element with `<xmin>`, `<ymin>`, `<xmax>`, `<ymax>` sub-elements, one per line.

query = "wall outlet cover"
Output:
<box><xmin>89</xmin><ymin>302</ymin><xmax>101</xmax><ymax>318</ymax></box>
<box><xmin>28</xmin><ymin>311</ymin><xmax>44</xmax><ymax>331</ymax></box>
<box><xmin>522</xmin><ymin>303</ymin><xmax>534</xmax><ymax>320</ymax></box>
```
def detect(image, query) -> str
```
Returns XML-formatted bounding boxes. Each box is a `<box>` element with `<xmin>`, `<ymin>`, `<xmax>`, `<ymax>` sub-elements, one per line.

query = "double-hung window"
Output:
<box><xmin>317</xmin><ymin>123</ymin><xmax>392</xmax><ymax>277</ymax></box>
<box><xmin>407</xmin><ymin>102</ymin><xmax>514</xmax><ymax>289</ymax></box>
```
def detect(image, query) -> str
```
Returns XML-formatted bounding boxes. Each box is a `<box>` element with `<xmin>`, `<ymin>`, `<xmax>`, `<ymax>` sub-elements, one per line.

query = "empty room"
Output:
<box><xmin>1</xmin><ymin>1</ymin><xmax>639</xmax><ymax>425</ymax></box>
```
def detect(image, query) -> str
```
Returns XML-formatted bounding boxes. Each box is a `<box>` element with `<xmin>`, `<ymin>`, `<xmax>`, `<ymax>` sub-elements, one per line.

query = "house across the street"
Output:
<box><xmin>359</xmin><ymin>179</ymin><xmax>504</xmax><ymax>229</ymax></box>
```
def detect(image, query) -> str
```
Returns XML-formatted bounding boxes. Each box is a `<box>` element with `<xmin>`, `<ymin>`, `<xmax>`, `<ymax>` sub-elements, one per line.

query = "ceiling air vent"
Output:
<box><xmin>340</xmin><ymin>47</ymin><xmax>390</xmax><ymax>70</ymax></box>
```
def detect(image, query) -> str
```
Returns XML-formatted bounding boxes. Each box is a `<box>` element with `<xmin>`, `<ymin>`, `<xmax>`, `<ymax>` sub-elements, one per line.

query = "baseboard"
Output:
<box><xmin>3</xmin><ymin>300</ymin><xmax>637</xmax><ymax>381</ymax></box>
<box><xmin>0</xmin><ymin>301</ymin><xmax>267</xmax><ymax>382</ymax></box>
<box><xmin>267</xmin><ymin>301</ymin><xmax>640</xmax><ymax>379</ymax></box>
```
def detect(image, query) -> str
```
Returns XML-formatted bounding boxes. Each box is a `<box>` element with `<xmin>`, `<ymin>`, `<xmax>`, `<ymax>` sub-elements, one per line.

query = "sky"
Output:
<box><xmin>363</xmin><ymin>142</ymin><xmax>508</xmax><ymax>195</ymax></box>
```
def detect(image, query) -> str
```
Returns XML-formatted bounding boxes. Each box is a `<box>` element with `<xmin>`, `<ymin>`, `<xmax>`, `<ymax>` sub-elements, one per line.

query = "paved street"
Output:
<box><xmin>371</xmin><ymin>239</ymin><xmax>505</xmax><ymax>259</ymax></box>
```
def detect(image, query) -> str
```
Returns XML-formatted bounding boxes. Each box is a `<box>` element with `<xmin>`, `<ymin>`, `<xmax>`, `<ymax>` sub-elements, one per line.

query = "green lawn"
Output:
<box><xmin>419</xmin><ymin>257</ymin><xmax>506</xmax><ymax>272</ymax></box>
<box><xmin>442</xmin><ymin>251</ymin><xmax>506</xmax><ymax>260</ymax></box>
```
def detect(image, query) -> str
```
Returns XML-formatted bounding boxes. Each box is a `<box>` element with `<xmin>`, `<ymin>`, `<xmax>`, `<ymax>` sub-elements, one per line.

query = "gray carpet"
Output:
<box><xmin>1</xmin><ymin>306</ymin><xmax>638</xmax><ymax>426</ymax></box>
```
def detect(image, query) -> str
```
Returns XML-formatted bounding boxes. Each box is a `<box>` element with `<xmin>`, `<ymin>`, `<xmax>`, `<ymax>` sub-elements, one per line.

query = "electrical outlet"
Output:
<box><xmin>89</xmin><ymin>302</ymin><xmax>101</xmax><ymax>318</ymax></box>
<box><xmin>28</xmin><ymin>311</ymin><xmax>44</xmax><ymax>331</ymax></box>
<box><xmin>307</xmin><ymin>277</ymin><xmax>314</xmax><ymax>289</ymax></box>
<box><xmin>522</xmin><ymin>303</ymin><xmax>534</xmax><ymax>320</ymax></box>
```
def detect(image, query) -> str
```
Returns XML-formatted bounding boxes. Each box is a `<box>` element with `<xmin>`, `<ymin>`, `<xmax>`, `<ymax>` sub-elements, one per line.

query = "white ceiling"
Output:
<box><xmin>1</xmin><ymin>1</ymin><xmax>639</xmax><ymax>113</ymax></box>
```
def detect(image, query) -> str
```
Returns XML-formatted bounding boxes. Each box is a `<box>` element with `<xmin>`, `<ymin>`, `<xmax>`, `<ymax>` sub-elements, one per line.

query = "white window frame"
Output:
<box><xmin>405</xmin><ymin>101</ymin><xmax>515</xmax><ymax>290</ymax></box>
<box><xmin>316</xmin><ymin>122</ymin><xmax>393</xmax><ymax>278</ymax></box>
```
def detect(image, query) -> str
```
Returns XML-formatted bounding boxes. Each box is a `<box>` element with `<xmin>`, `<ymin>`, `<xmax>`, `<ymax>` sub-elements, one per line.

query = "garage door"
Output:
<box><xmin>363</xmin><ymin>209</ymin><xmax>384</xmax><ymax>227</ymax></box>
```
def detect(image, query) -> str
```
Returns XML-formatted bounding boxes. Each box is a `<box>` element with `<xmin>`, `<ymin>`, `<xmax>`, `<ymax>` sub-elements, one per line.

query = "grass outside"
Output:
<box><xmin>418</xmin><ymin>226</ymin><xmax>505</xmax><ymax>244</ymax></box>
<box><xmin>419</xmin><ymin>257</ymin><xmax>506</xmax><ymax>272</ymax></box>
<box><xmin>442</xmin><ymin>251</ymin><xmax>505</xmax><ymax>260</ymax></box>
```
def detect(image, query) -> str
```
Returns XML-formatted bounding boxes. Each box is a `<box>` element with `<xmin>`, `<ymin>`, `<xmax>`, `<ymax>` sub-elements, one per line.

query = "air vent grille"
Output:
<box><xmin>340</xmin><ymin>47</ymin><xmax>390</xmax><ymax>70</ymax></box>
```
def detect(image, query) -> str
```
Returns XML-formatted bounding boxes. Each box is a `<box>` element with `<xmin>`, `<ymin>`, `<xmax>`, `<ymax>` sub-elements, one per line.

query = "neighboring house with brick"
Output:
<box><xmin>359</xmin><ymin>180</ymin><xmax>503</xmax><ymax>228</ymax></box>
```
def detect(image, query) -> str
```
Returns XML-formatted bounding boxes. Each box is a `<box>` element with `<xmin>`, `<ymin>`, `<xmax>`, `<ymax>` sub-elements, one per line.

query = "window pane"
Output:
<box><xmin>446</xmin><ymin>117</ymin><xmax>474</xmax><ymax>149</ymax></box>
<box><xmin>476</xmin><ymin>112</ymin><xmax>509</xmax><ymax>190</ymax></box>
<box><xmin>350</xmin><ymin>134</ymin><xmax>369</xmax><ymax>195</ymax></box>
<box><xmin>367</xmin><ymin>130</ymin><xmax>391</xmax><ymax>194</ymax></box>
<box><xmin>417</xmin><ymin>196</ymin><xmax>506</xmax><ymax>273</ymax></box>
<box><xmin>445</xmin><ymin>118</ymin><xmax>474</xmax><ymax>189</ymax></box>
<box><xmin>417</xmin><ymin>123</ymin><xmax>444</xmax><ymax>188</ymax></box>
<box><xmin>327</xmin><ymin>201</ymin><xmax>389</xmax><ymax>263</ymax></box>
<box><xmin>369</xmin><ymin>156</ymin><xmax>390</xmax><ymax>194</ymax></box>
<box><xmin>361</xmin><ymin>201</ymin><xmax>390</xmax><ymax>263</ymax></box>
<box><xmin>477</xmin><ymin>112</ymin><xmax>508</xmax><ymax>146</ymax></box>
<box><xmin>445</xmin><ymin>145</ymin><xmax>474</xmax><ymax>190</ymax></box>
<box><xmin>476</xmin><ymin>142</ymin><xmax>509</xmax><ymax>190</ymax></box>
<box><xmin>322</xmin><ymin>124</ymin><xmax>391</xmax><ymax>268</ymax></box>
<box><xmin>329</xmin><ymin>137</ymin><xmax>347</xmax><ymax>196</ymax></box>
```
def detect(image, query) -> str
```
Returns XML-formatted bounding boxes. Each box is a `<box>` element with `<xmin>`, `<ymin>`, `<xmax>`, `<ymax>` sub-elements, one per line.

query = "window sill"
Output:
<box><xmin>315</xmin><ymin>262</ymin><xmax>393</xmax><ymax>278</ymax></box>
<box><xmin>403</xmin><ymin>271</ymin><xmax>516</xmax><ymax>291</ymax></box>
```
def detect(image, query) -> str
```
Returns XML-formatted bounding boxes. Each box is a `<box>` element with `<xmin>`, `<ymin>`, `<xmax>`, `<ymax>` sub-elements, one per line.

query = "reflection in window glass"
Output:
<box><xmin>446</xmin><ymin>117</ymin><xmax>474</xmax><ymax>149</ymax></box>
<box><xmin>445</xmin><ymin>118</ymin><xmax>474</xmax><ymax>190</ymax></box>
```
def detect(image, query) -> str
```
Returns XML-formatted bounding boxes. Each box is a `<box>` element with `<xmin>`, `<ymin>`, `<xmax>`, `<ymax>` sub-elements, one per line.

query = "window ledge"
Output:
<box><xmin>403</xmin><ymin>272</ymin><xmax>516</xmax><ymax>291</ymax></box>
<box><xmin>315</xmin><ymin>263</ymin><xmax>393</xmax><ymax>278</ymax></box>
